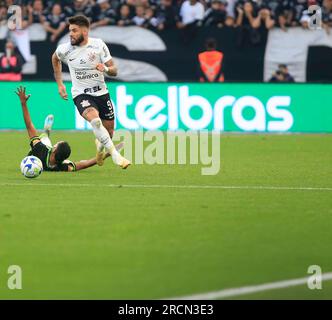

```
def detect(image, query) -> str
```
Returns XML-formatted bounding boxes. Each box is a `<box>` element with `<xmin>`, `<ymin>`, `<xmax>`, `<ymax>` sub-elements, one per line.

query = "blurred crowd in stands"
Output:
<box><xmin>269</xmin><ymin>64</ymin><xmax>295</xmax><ymax>82</ymax></box>
<box><xmin>0</xmin><ymin>0</ymin><xmax>331</xmax><ymax>43</ymax></box>
<box><xmin>1</xmin><ymin>0</ymin><xmax>330</xmax><ymax>82</ymax></box>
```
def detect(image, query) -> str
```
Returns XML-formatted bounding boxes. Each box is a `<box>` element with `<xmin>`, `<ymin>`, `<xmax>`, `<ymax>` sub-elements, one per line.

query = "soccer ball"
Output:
<box><xmin>20</xmin><ymin>156</ymin><xmax>43</xmax><ymax>179</ymax></box>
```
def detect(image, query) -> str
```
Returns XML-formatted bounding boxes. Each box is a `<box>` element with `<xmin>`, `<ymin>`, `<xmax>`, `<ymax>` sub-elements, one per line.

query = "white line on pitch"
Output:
<box><xmin>0</xmin><ymin>183</ymin><xmax>332</xmax><ymax>191</ymax></box>
<box><xmin>164</xmin><ymin>273</ymin><xmax>332</xmax><ymax>300</ymax></box>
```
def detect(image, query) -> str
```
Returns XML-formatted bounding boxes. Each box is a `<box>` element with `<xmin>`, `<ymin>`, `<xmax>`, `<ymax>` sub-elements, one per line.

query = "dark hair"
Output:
<box><xmin>55</xmin><ymin>142</ymin><xmax>71</xmax><ymax>163</ymax></box>
<box><xmin>279</xmin><ymin>64</ymin><xmax>287</xmax><ymax>69</ymax></box>
<box><xmin>68</xmin><ymin>15</ymin><xmax>90</xmax><ymax>28</ymax></box>
<box><xmin>205</xmin><ymin>38</ymin><xmax>217</xmax><ymax>50</ymax></box>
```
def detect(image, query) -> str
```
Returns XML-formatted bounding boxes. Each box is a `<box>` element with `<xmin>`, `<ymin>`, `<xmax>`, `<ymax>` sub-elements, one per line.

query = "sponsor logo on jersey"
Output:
<box><xmin>75</xmin><ymin>71</ymin><xmax>99</xmax><ymax>80</ymax></box>
<box><xmin>80</xmin><ymin>59</ymin><xmax>87</xmax><ymax>64</ymax></box>
<box><xmin>84</xmin><ymin>86</ymin><xmax>102</xmax><ymax>94</ymax></box>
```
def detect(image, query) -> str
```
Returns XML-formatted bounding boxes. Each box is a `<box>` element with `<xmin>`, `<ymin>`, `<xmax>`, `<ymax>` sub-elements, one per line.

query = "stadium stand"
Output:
<box><xmin>0</xmin><ymin>0</ymin><xmax>332</xmax><ymax>82</ymax></box>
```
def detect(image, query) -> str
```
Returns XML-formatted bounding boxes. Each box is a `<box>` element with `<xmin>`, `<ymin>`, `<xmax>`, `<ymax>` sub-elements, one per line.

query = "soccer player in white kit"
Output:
<box><xmin>52</xmin><ymin>15</ymin><xmax>130</xmax><ymax>169</ymax></box>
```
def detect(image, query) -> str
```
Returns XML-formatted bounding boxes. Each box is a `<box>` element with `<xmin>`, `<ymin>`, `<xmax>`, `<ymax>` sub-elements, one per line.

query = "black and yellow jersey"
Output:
<box><xmin>28</xmin><ymin>136</ymin><xmax>76</xmax><ymax>172</ymax></box>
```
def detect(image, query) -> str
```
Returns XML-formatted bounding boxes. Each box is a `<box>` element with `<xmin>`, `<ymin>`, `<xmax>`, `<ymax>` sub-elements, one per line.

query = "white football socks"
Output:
<box><xmin>90</xmin><ymin>118</ymin><xmax>122</xmax><ymax>165</ymax></box>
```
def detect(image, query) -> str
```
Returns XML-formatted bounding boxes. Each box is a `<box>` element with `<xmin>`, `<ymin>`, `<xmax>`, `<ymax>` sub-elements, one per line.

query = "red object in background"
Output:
<box><xmin>198</xmin><ymin>50</ymin><xmax>224</xmax><ymax>82</ymax></box>
<box><xmin>0</xmin><ymin>55</ymin><xmax>22</xmax><ymax>81</ymax></box>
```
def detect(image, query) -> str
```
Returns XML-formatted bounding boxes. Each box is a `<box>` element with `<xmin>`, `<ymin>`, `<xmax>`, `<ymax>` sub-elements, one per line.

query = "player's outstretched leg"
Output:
<box><xmin>44</xmin><ymin>114</ymin><xmax>54</xmax><ymax>137</ymax></box>
<box><xmin>90</xmin><ymin>118</ymin><xmax>131</xmax><ymax>169</ymax></box>
<box><xmin>40</xmin><ymin>114</ymin><xmax>54</xmax><ymax>147</ymax></box>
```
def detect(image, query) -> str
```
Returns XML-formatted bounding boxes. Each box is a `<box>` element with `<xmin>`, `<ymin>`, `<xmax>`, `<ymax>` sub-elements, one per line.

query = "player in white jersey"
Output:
<box><xmin>51</xmin><ymin>15</ymin><xmax>130</xmax><ymax>169</ymax></box>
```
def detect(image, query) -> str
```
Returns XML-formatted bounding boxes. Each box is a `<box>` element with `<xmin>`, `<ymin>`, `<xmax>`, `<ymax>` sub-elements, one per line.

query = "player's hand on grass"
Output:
<box><xmin>58</xmin><ymin>84</ymin><xmax>68</xmax><ymax>100</ymax></box>
<box><xmin>15</xmin><ymin>86</ymin><xmax>31</xmax><ymax>104</ymax></box>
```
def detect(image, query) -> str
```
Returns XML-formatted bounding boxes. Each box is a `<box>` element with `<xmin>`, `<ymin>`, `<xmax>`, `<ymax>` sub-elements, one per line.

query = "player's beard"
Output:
<box><xmin>71</xmin><ymin>34</ymin><xmax>84</xmax><ymax>46</ymax></box>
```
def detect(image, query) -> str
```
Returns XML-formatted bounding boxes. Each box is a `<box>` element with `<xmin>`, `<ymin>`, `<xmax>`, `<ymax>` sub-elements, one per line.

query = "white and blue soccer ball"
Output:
<box><xmin>20</xmin><ymin>156</ymin><xmax>43</xmax><ymax>179</ymax></box>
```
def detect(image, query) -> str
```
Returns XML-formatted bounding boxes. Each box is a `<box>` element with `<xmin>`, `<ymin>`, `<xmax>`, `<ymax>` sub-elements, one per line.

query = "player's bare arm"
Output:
<box><xmin>15</xmin><ymin>86</ymin><xmax>39</xmax><ymax>143</ymax></box>
<box><xmin>68</xmin><ymin>151</ymin><xmax>112</xmax><ymax>172</ymax></box>
<box><xmin>52</xmin><ymin>52</ymin><xmax>68</xmax><ymax>100</ymax></box>
<box><xmin>96</xmin><ymin>59</ymin><xmax>118</xmax><ymax>77</ymax></box>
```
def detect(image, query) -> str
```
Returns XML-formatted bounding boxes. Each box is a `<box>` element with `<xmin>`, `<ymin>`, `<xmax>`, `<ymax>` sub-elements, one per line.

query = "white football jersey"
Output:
<box><xmin>55</xmin><ymin>37</ymin><xmax>112</xmax><ymax>98</ymax></box>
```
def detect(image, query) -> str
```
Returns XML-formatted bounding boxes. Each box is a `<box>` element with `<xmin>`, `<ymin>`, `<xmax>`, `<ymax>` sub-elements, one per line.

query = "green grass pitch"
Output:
<box><xmin>0</xmin><ymin>131</ymin><xmax>331</xmax><ymax>299</ymax></box>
